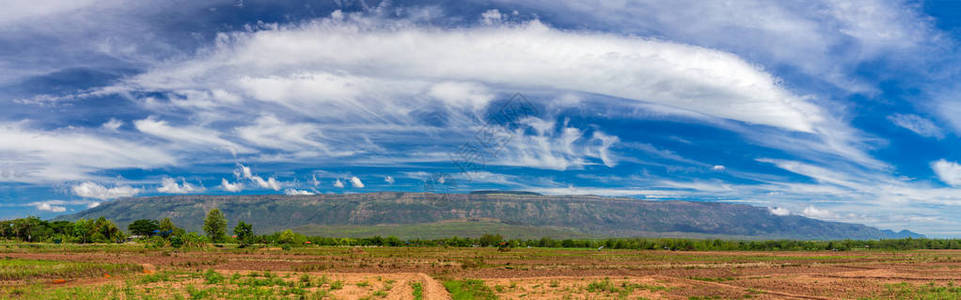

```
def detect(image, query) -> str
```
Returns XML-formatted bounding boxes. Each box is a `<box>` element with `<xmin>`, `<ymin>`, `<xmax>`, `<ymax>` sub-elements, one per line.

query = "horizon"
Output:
<box><xmin>4</xmin><ymin>1</ymin><xmax>961</xmax><ymax>237</ymax></box>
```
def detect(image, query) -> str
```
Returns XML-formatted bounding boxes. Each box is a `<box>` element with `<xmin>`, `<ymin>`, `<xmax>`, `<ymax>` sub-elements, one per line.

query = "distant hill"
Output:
<box><xmin>57</xmin><ymin>192</ymin><xmax>924</xmax><ymax>240</ymax></box>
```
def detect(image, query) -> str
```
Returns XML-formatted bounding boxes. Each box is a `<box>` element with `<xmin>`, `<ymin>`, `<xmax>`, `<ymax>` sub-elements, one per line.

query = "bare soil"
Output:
<box><xmin>5</xmin><ymin>247</ymin><xmax>961</xmax><ymax>299</ymax></box>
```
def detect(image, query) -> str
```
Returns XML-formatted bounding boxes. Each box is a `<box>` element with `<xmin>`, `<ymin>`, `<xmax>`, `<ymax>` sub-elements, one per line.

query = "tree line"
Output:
<box><xmin>2</xmin><ymin>212</ymin><xmax>960</xmax><ymax>251</ymax></box>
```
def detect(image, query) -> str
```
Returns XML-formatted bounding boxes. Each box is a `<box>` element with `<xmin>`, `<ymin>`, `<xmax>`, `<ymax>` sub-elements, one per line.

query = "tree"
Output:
<box><xmin>92</xmin><ymin>217</ymin><xmax>123</xmax><ymax>243</ymax></box>
<box><xmin>275</xmin><ymin>229</ymin><xmax>307</xmax><ymax>246</ymax></box>
<box><xmin>478</xmin><ymin>234</ymin><xmax>503</xmax><ymax>247</ymax></box>
<box><xmin>233</xmin><ymin>221</ymin><xmax>254</xmax><ymax>247</ymax></box>
<box><xmin>128</xmin><ymin>219</ymin><xmax>160</xmax><ymax>236</ymax></box>
<box><xmin>157</xmin><ymin>217</ymin><xmax>183</xmax><ymax>238</ymax></box>
<box><xmin>203</xmin><ymin>209</ymin><xmax>228</xmax><ymax>243</ymax></box>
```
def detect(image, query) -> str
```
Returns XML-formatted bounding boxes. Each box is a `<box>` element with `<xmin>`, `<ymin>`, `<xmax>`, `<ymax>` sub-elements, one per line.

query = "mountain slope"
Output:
<box><xmin>58</xmin><ymin>192</ymin><xmax>923</xmax><ymax>240</ymax></box>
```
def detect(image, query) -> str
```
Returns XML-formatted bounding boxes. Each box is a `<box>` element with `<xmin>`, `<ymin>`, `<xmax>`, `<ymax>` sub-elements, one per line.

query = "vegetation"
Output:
<box><xmin>0</xmin><ymin>216</ymin><xmax>124</xmax><ymax>243</ymax></box>
<box><xmin>127</xmin><ymin>219</ymin><xmax>159</xmax><ymax>237</ymax></box>
<box><xmin>203</xmin><ymin>209</ymin><xmax>228</xmax><ymax>243</ymax></box>
<box><xmin>2</xmin><ymin>214</ymin><xmax>961</xmax><ymax>252</ymax></box>
<box><xmin>0</xmin><ymin>269</ymin><xmax>365</xmax><ymax>299</ymax></box>
<box><xmin>875</xmin><ymin>282</ymin><xmax>961</xmax><ymax>299</ymax></box>
<box><xmin>0</xmin><ymin>258</ymin><xmax>141</xmax><ymax>282</ymax></box>
<box><xmin>443</xmin><ymin>279</ymin><xmax>497</xmax><ymax>300</ymax></box>
<box><xmin>411</xmin><ymin>282</ymin><xmax>424</xmax><ymax>300</ymax></box>
<box><xmin>233</xmin><ymin>221</ymin><xmax>254</xmax><ymax>248</ymax></box>
<box><xmin>585</xmin><ymin>278</ymin><xmax>667</xmax><ymax>297</ymax></box>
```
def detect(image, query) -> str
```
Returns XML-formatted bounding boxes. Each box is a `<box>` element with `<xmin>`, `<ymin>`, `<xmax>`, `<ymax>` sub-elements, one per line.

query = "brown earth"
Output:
<box><xmin>4</xmin><ymin>246</ymin><xmax>961</xmax><ymax>299</ymax></box>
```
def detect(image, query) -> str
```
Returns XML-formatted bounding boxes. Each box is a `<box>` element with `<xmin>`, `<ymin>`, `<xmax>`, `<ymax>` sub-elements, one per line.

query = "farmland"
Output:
<box><xmin>2</xmin><ymin>243</ymin><xmax>961</xmax><ymax>299</ymax></box>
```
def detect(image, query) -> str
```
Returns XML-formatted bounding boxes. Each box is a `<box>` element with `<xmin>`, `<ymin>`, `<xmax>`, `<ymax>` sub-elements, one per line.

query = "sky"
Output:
<box><xmin>3</xmin><ymin>0</ymin><xmax>961</xmax><ymax>236</ymax></box>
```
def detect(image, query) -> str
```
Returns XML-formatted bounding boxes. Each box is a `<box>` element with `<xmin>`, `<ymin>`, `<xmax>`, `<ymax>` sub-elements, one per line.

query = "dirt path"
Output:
<box><xmin>418</xmin><ymin>273</ymin><xmax>451</xmax><ymax>300</ymax></box>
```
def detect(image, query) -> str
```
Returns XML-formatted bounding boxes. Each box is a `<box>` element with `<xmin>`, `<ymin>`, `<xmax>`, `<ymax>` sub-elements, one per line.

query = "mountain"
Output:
<box><xmin>57</xmin><ymin>192</ymin><xmax>924</xmax><ymax>240</ymax></box>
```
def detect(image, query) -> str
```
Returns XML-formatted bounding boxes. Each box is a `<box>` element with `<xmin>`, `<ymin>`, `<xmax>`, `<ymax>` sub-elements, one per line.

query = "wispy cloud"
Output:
<box><xmin>888</xmin><ymin>114</ymin><xmax>944</xmax><ymax>139</ymax></box>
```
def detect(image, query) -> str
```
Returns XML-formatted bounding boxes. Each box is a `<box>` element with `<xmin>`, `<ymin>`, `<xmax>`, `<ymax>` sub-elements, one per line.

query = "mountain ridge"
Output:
<box><xmin>57</xmin><ymin>192</ymin><xmax>924</xmax><ymax>240</ymax></box>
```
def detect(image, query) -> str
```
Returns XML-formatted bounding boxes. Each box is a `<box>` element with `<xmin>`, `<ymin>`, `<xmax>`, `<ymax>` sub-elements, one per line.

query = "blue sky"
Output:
<box><xmin>3</xmin><ymin>0</ymin><xmax>961</xmax><ymax>236</ymax></box>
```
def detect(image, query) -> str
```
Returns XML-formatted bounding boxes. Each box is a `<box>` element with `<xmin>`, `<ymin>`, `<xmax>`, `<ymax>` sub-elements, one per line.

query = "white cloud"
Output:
<box><xmin>235</xmin><ymin>115</ymin><xmax>345</xmax><ymax>155</ymax></box>
<box><xmin>101</xmin><ymin>118</ymin><xmax>123</xmax><ymax>131</ymax></box>
<box><xmin>768</xmin><ymin>207</ymin><xmax>790</xmax><ymax>216</ymax></box>
<box><xmin>350</xmin><ymin>176</ymin><xmax>364</xmax><ymax>188</ymax></box>
<box><xmin>236</xmin><ymin>164</ymin><xmax>282</xmax><ymax>191</ymax></box>
<box><xmin>254</xmin><ymin>177</ymin><xmax>280</xmax><ymax>190</ymax></box>
<box><xmin>51</xmin><ymin>11</ymin><xmax>883</xmax><ymax>176</ymax></box>
<box><xmin>333</xmin><ymin>179</ymin><xmax>345</xmax><ymax>188</ymax></box>
<box><xmin>36</xmin><ymin>202</ymin><xmax>66</xmax><ymax>212</ymax></box>
<box><xmin>0</xmin><ymin>122</ymin><xmax>176</xmax><ymax>183</ymax></box>
<box><xmin>712</xmin><ymin>165</ymin><xmax>726</xmax><ymax>171</ymax></box>
<box><xmin>119</xmin><ymin>16</ymin><xmax>824</xmax><ymax>133</ymax></box>
<box><xmin>134</xmin><ymin>117</ymin><xmax>252</xmax><ymax>154</ymax></box>
<box><xmin>888</xmin><ymin>114</ymin><xmax>944</xmax><ymax>139</ymax></box>
<box><xmin>384</xmin><ymin>176</ymin><xmax>394</xmax><ymax>184</ymax></box>
<box><xmin>802</xmin><ymin>206</ymin><xmax>836</xmax><ymax>219</ymax></box>
<box><xmin>480</xmin><ymin>9</ymin><xmax>503</xmax><ymax>25</ymax></box>
<box><xmin>284</xmin><ymin>188</ymin><xmax>314</xmax><ymax>195</ymax></box>
<box><xmin>494</xmin><ymin>0</ymin><xmax>937</xmax><ymax>94</ymax></box>
<box><xmin>449</xmin><ymin>171</ymin><xmax>519</xmax><ymax>186</ymax></box>
<box><xmin>932</xmin><ymin>159</ymin><xmax>961</xmax><ymax>187</ymax></box>
<box><xmin>157</xmin><ymin>177</ymin><xmax>203</xmax><ymax>194</ymax></box>
<box><xmin>71</xmin><ymin>181</ymin><xmax>140</xmax><ymax>200</ymax></box>
<box><xmin>427</xmin><ymin>81</ymin><xmax>494</xmax><ymax>111</ymax></box>
<box><xmin>220</xmin><ymin>178</ymin><xmax>243</xmax><ymax>192</ymax></box>
<box><xmin>496</xmin><ymin>117</ymin><xmax>620</xmax><ymax>170</ymax></box>
<box><xmin>0</xmin><ymin>0</ymin><xmax>105</xmax><ymax>26</ymax></box>
<box><xmin>9</xmin><ymin>200</ymin><xmax>101</xmax><ymax>212</ymax></box>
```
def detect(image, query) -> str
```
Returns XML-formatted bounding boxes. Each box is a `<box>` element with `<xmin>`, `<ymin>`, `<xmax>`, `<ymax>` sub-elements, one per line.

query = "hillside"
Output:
<box><xmin>57</xmin><ymin>192</ymin><xmax>923</xmax><ymax>240</ymax></box>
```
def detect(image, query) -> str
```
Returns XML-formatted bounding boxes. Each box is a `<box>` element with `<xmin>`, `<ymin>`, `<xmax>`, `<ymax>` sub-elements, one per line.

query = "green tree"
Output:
<box><xmin>128</xmin><ymin>219</ymin><xmax>160</xmax><ymax>236</ymax></box>
<box><xmin>278</xmin><ymin>229</ymin><xmax>297</xmax><ymax>245</ymax></box>
<box><xmin>73</xmin><ymin>219</ymin><xmax>93</xmax><ymax>243</ymax></box>
<box><xmin>478</xmin><ymin>234</ymin><xmax>503</xmax><ymax>247</ymax></box>
<box><xmin>157</xmin><ymin>217</ymin><xmax>184</xmax><ymax>238</ymax></box>
<box><xmin>92</xmin><ymin>217</ymin><xmax>123</xmax><ymax>243</ymax></box>
<box><xmin>233</xmin><ymin>221</ymin><xmax>254</xmax><ymax>247</ymax></box>
<box><xmin>203</xmin><ymin>209</ymin><xmax>228</xmax><ymax>243</ymax></box>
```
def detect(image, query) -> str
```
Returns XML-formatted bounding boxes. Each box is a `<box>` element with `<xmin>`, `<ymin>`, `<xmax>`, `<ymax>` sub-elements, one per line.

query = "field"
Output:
<box><xmin>2</xmin><ymin>243</ymin><xmax>961</xmax><ymax>299</ymax></box>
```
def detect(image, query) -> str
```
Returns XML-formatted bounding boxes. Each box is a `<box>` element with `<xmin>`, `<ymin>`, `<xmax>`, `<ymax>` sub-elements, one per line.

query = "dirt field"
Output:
<box><xmin>2</xmin><ymin>244</ymin><xmax>961</xmax><ymax>299</ymax></box>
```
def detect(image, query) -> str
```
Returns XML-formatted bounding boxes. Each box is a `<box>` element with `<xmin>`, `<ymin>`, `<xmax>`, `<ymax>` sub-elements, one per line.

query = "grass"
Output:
<box><xmin>411</xmin><ymin>281</ymin><xmax>424</xmax><ymax>300</ymax></box>
<box><xmin>0</xmin><ymin>269</ymin><xmax>361</xmax><ymax>299</ymax></box>
<box><xmin>585</xmin><ymin>278</ymin><xmax>667</xmax><ymax>297</ymax></box>
<box><xmin>0</xmin><ymin>257</ymin><xmax>142</xmax><ymax>282</ymax></box>
<box><xmin>443</xmin><ymin>279</ymin><xmax>498</xmax><ymax>300</ymax></box>
<box><xmin>872</xmin><ymin>282</ymin><xmax>961</xmax><ymax>299</ymax></box>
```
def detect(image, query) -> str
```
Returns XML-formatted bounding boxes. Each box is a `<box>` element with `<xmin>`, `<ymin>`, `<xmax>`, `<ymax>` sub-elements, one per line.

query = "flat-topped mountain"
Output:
<box><xmin>58</xmin><ymin>192</ymin><xmax>923</xmax><ymax>240</ymax></box>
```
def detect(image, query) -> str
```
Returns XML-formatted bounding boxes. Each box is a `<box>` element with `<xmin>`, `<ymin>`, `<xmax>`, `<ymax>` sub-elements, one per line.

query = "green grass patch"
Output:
<box><xmin>0</xmin><ymin>257</ymin><xmax>141</xmax><ymax>281</ymax></box>
<box><xmin>443</xmin><ymin>279</ymin><xmax>497</xmax><ymax>300</ymax></box>
<box><xmin>874</xmin><ymin>282</ymin><xmax>961</xmax><ymax>299</ymax></box>
<box><xmin>411</xmin><ymin>282</ymin><xmax>424</xmax><ymax>300</ymax></box>
<box><xmin>585</xmin><ymin>278</ymin><xmax>667</xmax><ymax>297</ymax></box>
